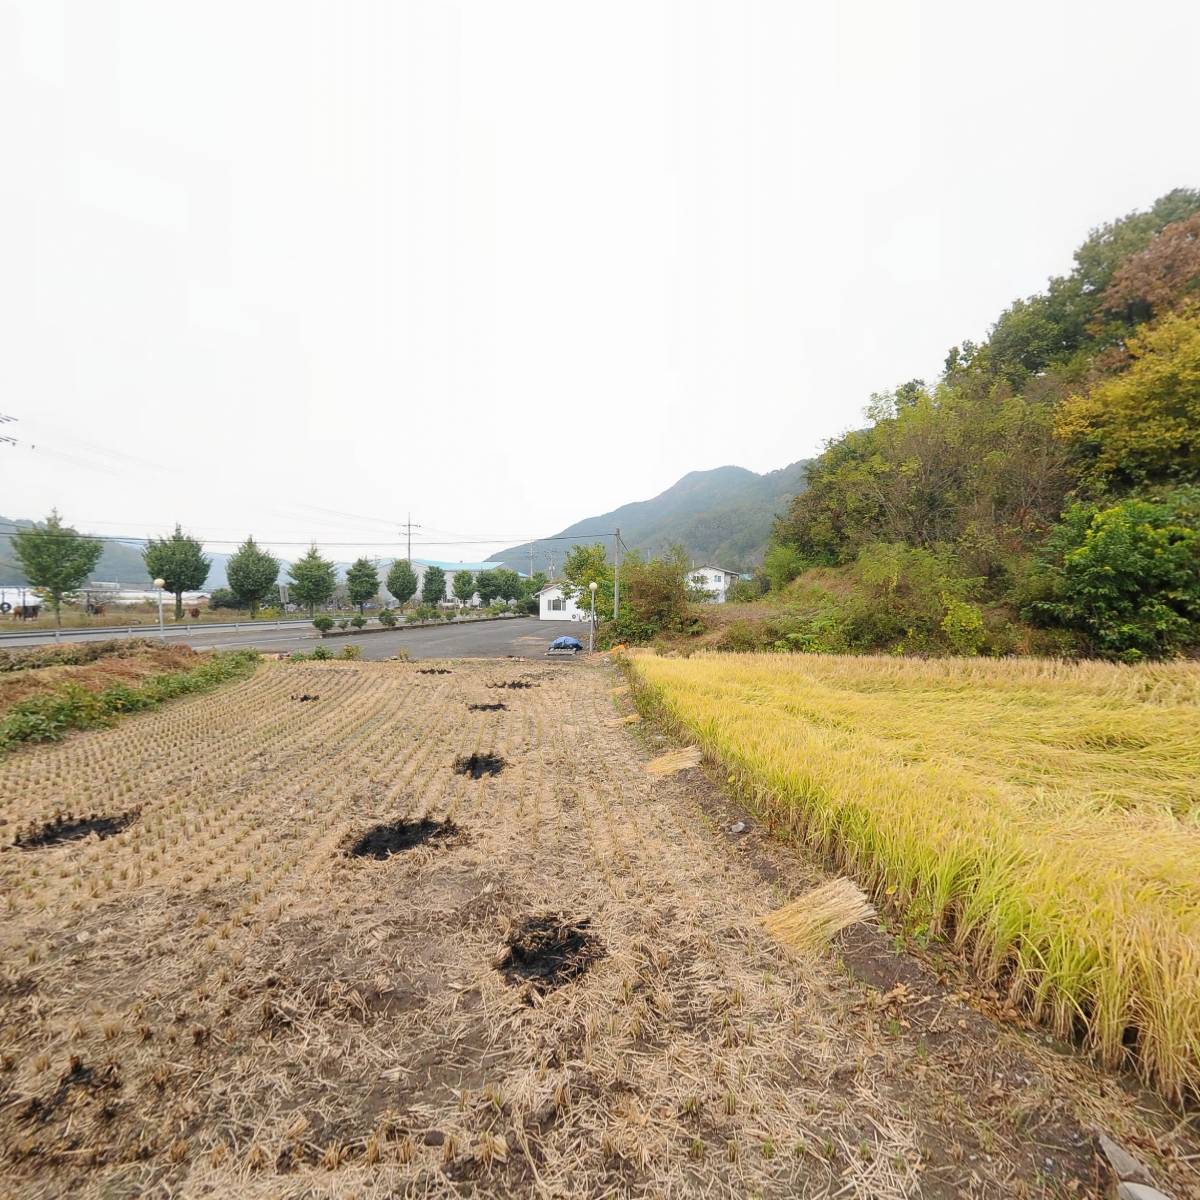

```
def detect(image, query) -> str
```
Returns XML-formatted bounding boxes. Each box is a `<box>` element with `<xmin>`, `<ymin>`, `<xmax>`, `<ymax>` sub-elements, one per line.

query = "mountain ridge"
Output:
<box><xmin>494</xmin><ymin>460</ymin><xmax>809</xmax><ymax>575</ymax></box>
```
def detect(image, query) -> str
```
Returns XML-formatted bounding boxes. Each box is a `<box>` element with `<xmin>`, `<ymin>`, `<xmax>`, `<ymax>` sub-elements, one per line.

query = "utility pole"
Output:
<box><xmin>613</xmin><ymin>528</ymin><xmax>621</xmax><ymax>620</ymax></box>
<box><xmin>529</xmin><ymin>538</ymin><xmax>534</xmax><ymax>581</ymax></box>
<box><xmin>401</xmin><ymin>513</ymin><xmax>421</xmax><ymax>563</ymax></box>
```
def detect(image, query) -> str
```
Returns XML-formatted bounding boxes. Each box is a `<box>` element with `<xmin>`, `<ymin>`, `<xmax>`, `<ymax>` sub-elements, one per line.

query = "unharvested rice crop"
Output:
<box><xmin>628</xmin><ymin>651</ymin><xmax>1200</xmax><ymax>1104</ymax></box>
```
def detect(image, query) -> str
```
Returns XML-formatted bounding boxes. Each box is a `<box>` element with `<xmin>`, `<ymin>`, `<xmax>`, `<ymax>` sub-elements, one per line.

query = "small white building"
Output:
<box><xmin>536</xmin><ymin>583</ymin><xmax>587</xmax><ymax>622</ymax></box>
<box><xmin>688</xmin><ymin>565</ymin><xmax>740</xmax><ymax>603</ymax></box>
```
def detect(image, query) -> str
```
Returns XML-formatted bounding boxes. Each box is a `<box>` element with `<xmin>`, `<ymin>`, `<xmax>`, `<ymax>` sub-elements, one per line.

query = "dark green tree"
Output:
<box><xmin>492</xmin><ymin>568</ymin><xmax>524</xmax><ymax>603</ymax></box>
<box><xmin>288</xmin><ymin>546</ymin><xmax>337</xmax><ymax>616</ymax></box>
<box><xmin>421</xmin><ymin>564</ymin><xmax>446</xmax><ymax>605</ymax></box>
<box><xmin>346</xmin><ymin>557</ymin><xmax>381</xmax><ymax>613</ymax></box>
<box><xmin>475</xmin><ymin>569</ymin><xmax>501</xmax><ymax>606</ymax></box>
<box><xmin>452</xmin><ymin>570</ymin><xmax>476</xmax><ymax>606</ymax></box>
<box><xmin>143</xmin><ymin>524</ymin><xmax>210</xmax><ymax>620</ymax></box>
<box><xmin>225</xmin><ymin>536</ymin><xmax>279</xmax><ymax>616</ymax></box>
<box><xmin>386</xmin><ymin>559</ymin><xmax>418</xmax><ymax>607</ymax></box>
<box><xmin>11</xmin><ymin>510</ymin><xmax>102</xmax><ymax>626</ymax></box>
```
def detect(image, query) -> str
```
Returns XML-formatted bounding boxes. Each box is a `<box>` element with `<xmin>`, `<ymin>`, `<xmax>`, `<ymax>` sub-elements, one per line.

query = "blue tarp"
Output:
<box><xmin>549</xmin><ymin>636</ymin><xmax>583</xmax><ymax>650</ymax></box>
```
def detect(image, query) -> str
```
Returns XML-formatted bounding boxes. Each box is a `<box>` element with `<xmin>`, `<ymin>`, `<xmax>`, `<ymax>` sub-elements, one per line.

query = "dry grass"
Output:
<box><xmin>645</xmin><ymin>746</ymin><xmax>702</xmax><ymax>775</ymax></box>
<box><xmin>628</xmin><ymin>650</ymin><xmax>1200</xmax><ymax>1105</ymax></box>
<box><xmin>1</xmin><ymin>658</ymin><xmax>1196</xmax><ymax>1197</ymax></box>
<box><xmin>762</xmin><ymin>879</ymin><xmax>875</xmax><ymax>955</ymax></box>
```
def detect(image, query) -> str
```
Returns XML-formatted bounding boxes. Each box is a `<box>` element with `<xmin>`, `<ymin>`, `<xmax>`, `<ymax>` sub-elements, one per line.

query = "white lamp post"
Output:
<box><xmin>588</xmin><ymin>580</ymin><xmax>597</xmax><ymax>653</ymax></box>
<box><xmin>153</xmin><ymin>578</ymin><xmax>166</xmax><ymax>636</ymax></box>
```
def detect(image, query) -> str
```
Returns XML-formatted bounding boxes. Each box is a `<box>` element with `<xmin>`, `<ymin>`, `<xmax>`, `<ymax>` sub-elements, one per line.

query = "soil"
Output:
<box><xmin>453</xmin><ymin>752</ymin><xmax>506</xmax><ymax>778</ymax></box>
<box><xmin>12</xmin><ymin>811</ymin><xmax>137</xmax><ymax>850</ymax></box>
<box><xmin>346</xmin><ymin>819</ymin><xmax>458</xmax><ymax>860</ymax></box>
<box><xmin>0</xmin><ymin>658</ymin><xmax>1195</xmax><ymax>1199</ymax></box>
<box><xmin>497</xmin><ymin>914</ymin><xmax>602</xmax><ymax>997</ymax></box>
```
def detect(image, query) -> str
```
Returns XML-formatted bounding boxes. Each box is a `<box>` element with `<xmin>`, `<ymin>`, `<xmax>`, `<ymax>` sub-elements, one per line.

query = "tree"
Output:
<box><xmin>1101</xmin><ymin>212</ymin><xmax>1200</xmax><ymax>326</ymax></box>
<box><xmin>1056</xmin><ymin>308</ymin><xmax>1200</xmax><ymax>489</ymax></box>
<box><xmin>562</xmin><ymin>543</ymin><xmax>614</xmax><ymax>621</ymax></box>
<box><xmin>452</xmin><ymin>570</ymin><xmax>476</xmax><ymax>606</ymax></box>
<box><xmin>475</xmin><ymin>569</ymin><xmax>501</xmax><ymax>606</ymax></box>
<box><xmin>492</xmin><ymin>568</ymin><xmax>524</xmax><ymax>602</ymax></box>
<box><xmin>522</xmin><ymin>571</ymin><xmax>548</xmax><ymax>601</ymax></box>
<box><xmin>225</xmin><ymin>536</ymin><xmax>279</xmax><ymax>616</ymax></box>
<box><xmin>345</xmin><ymin>557</ymin><xmax>380</xmax><ymax>613</ymax></box>
<box><xmin>143</xmin><ymin>524</ymin><xmax>210</xmax><ymax>620</ymax></box>
<box><xmin>386</xmin><ymin>559</ymin><xmax>418</xmax><ymax>608</ymax></box>
<box><xmin>288</xmin><ymin>546</ymin><xmax>337</xmax><ymax>616</ymax></box>
<box><xmin>1026</xmin><ymin>490</ymin><xmax>1200</xmax><ymax>659</ymax></box>
<box><xmin>11</xmin><ymin>510</ymin><xmax>102</xmax><ymax>625</ymax></box>
<box><xmin>421</xmin><ymin>564</ymin><xmax>447</xmax><ymax>605</ymax></box>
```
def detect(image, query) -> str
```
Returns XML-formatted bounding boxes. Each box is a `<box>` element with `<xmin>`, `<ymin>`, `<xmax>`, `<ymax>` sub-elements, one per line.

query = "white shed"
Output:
<box><xmin>536</xmin><ymin>583</ymin><xmax>587</xmax><ymax>622</ymax></box>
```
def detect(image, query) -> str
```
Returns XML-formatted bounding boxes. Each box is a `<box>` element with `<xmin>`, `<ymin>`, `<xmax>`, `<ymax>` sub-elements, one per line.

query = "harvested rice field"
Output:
<box><xmin>1</xmin><ymin>656</ymin><xmax>1197</xmax><ymax>1198</ymax></box>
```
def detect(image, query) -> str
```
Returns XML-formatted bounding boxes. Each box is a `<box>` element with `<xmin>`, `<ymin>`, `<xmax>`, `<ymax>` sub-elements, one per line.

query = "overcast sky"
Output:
<box><xmin>2</xmin><ymin>1</ymin><xmax>1197</xmax><ymax>562</ymax></box>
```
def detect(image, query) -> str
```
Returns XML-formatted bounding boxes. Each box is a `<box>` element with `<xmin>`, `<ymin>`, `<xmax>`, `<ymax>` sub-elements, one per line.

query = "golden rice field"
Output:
<box><xmin>628</xmin><ymin>651</ymin><xmax>1200</xmax><ymax>1106</ymax></box>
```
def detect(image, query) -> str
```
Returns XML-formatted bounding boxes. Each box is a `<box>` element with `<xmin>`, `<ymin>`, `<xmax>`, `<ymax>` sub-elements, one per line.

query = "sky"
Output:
<box><xmin>1</xmin><ymin>0</ymin><xmax>1198</xmax><ymax>563</ymax></box>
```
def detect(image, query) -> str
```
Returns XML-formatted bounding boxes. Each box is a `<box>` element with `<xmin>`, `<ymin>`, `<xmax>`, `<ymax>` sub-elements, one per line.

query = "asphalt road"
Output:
<box><xmin>1</xmin><ymin>617</ymin><xmax>581</xmax><ymax>662</ymax></box>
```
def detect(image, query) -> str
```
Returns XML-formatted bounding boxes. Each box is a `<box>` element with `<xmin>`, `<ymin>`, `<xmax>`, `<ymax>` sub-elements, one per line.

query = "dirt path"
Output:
<box><xmin>0</xmin><ymin>659</ymin><xmax>1194</xmax><ymax>1198</ymax></box>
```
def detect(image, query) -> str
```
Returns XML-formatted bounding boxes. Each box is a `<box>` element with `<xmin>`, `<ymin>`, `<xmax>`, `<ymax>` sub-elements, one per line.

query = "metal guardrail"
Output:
<box><xmin>0</xmin><ymin>612</ymin><xmax>527</xmax><ymax>645</ymax></box>
<box><xmin>0</xmin><ymin>618</ymin><xmax>316</xmax><ymax>643</ymax></box>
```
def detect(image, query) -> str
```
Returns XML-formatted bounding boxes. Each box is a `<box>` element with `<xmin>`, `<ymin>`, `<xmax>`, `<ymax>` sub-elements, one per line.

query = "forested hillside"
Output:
<box><xmin>761</xmin><ymin>189</ymin><xmax>1200</xmax><ymax>659</ymax></box>
<box><xmin>496</xmin><ymin>461</ymin><xmax>808</xmax><ymax>574</ymax></box>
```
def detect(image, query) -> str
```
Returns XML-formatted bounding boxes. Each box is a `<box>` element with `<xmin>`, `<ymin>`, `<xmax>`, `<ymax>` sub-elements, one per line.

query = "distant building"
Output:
<box><xmin>536</xmin><ymin>583</ymin><xmax>587</xmax><ymax>622</ymax></box>
<box><xmin>409</xmin><ymin>559</ymin><xmax>516</xmax><ymax>606</ymax></box>
<box><xmin>688</xmin><ymin>564</ymin><xmax>740</xmax><ymax>603</ymax></box>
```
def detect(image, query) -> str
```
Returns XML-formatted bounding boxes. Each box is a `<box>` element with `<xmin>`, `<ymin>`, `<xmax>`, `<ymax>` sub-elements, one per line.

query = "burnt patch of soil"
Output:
<box><xmin>20</xmin><ymin>1056</ymin><xmax>122</xmax><ymax>1125</ymax></box>
<box><xmin>467</xmin><ymin>702</ymin><xmax>506</xmax><ymax>712</ymax></box>
<box><xmin>292</xmin><ymin>693</ymin><xmax>320</xmax><ymax>702</ymax></box>
<box><xmin>13</xmin><ymin>811</ymin><xmax>137</xmax><ymax>850</ymax></box>
<box><xmin>497</xmin><ymin>914</ymin><xmax>602</xmax><ymax>997</ymax></box>
<box><xmin>418</xmin><ymin>668</ymin><xmax>452</xmax><ymax>676</ymax></box>
<box><xmin>487</xmin><ymin>680</ymin><xmax>537</xmax><ymax>690</ymax></box>
<box><xmin>454</xmin><ymin>753</ymin><xmax>505</xmax><ymax>778</ymax></box>
<box><xmin>346</xmin><ymin>818</ymin><xmax>458</xmax><ymax>860</ymax></box>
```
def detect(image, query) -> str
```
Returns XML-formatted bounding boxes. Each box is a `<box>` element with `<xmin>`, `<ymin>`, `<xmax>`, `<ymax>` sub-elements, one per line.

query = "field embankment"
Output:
<box><xmin>0</xmin><ymin>639</ymin><xmax>259</xmax><ymax>751</ymax></box>
<box><xmin>627</xmin><ymin>650</ymin><xmax>1200</xmax><ymax>1104</ymax></box>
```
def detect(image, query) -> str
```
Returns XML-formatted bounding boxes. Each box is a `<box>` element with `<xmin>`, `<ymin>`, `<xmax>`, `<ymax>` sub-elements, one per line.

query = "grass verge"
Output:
<box><xmin>0</xmin><ymin>649</ymin><xmax>260</xmax><ymax>752</ymax></box>
<box><xmin>625</xmin><ymin>650</ymin><xmax>1200</xmax><ymax>1105</ymax></box>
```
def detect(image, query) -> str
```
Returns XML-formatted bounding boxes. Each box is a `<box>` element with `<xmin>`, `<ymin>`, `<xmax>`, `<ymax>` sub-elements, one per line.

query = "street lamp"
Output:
<box><xmin>588</xmin><ymin>580</ymin><xmax>597</xmax><ymax>653</ymax></box>
<box><xmin>153</xmin><ymin>578</ymin><xmax>165</xmax><ymax>636</ymax></box>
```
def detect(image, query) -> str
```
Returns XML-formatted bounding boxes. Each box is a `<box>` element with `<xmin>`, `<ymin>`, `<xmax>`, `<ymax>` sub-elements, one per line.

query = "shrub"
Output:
<box><xmin>350</xmin><ymin>615</ymin><xmax>367</xmax><ymax>629</ymax></box>
<box><xmin>940</xmin><ymin>597</ymin><xmax>986</xmax><ymax>655</ymax></box>
<box><xmin>337</xmin><ymin>618</ymin><xmax>350</xmax><ymax>630</ymax></box>
<box><xmin>377</xmin><ymin>608</ymin><xmax>396</xmax><ymax>628</ymax></box>
<box><xmin>1026</xmin><ymin>489</ymin><xmax>1200</xmax><ymax>659</ymax></box>
<box><xmin>339</xmin><ymin>644</ymin><xmax>363</xmax><ymax>660</ymax></box>
<box><xmin>312</xmin><ymin>614</ymin><xmax>334</xmax><ymax>633</ymax></box>
<box><xmin>310</xmin><ymin>645</ymin><xmax>332</xmax><ymax>661</ymax></box>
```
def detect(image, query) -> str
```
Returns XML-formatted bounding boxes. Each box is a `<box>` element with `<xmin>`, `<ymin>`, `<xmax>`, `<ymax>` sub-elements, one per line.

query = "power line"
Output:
<box><xmin>0</xmin><ymin>523</ymin><xmax>616</xmax><ymax>549</ymax></box>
